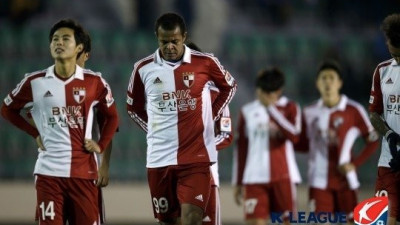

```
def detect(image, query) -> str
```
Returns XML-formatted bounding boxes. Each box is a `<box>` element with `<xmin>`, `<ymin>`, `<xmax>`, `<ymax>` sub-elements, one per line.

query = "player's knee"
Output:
<box><xmin>181</xmin><ymin>204</ymin><xmax>203</xmax><ymax>225</ymax></box>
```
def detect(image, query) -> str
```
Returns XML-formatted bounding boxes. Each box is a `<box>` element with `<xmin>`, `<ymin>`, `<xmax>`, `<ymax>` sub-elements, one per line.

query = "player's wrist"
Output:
<box><xmin>385</xmin><ymin>130</ymin><xmax>394</xmax><ymax>140</ymax></box>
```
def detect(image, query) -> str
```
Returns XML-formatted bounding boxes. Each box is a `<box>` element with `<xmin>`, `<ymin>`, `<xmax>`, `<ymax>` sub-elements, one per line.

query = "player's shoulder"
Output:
<box><xmin>83</xmin><ymin>68</ymin><xmax>102</xmax><ymax>78</ymax></box>
<box><xmin>191</xmin><ymin>50</ymin><xmax>215</xmax><ymax>59</ymax></box>
<box><xmin>24</xmin><ymin>68</ymin><xmax>47</xmax><ymax>79</ymax></box>
<box><xmin>345</xmin><ymin>97</ymin><xmax>367</xmax><ymax>113</ymax></box>
<box><xmin>241</xmin><ymin>100</ymin><xmax>260</xmax><ymax>112</ymax></box>
<box><xmin>134</xmin><ymin>53</ymin><xmax>155</xmax><ymax>69</ymax></box>
<box><xmin>303</xmin><ymin>100</ymin><xmax>319</xmax><ymax>112</ymax></box>
<box><xmin>376</xmin><ymin>58</ymin><xmax>394</xmax><ymax>70</ymax></box>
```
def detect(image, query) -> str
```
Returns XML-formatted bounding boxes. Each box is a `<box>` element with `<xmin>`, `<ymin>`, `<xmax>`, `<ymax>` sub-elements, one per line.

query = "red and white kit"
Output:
<box><xmin>369</xmin><ymin>59</ymin><xmax>400</xmax><ymax>219</ymax></box>
<box><xmin>232</xmin><ymin>96</ymin><xmax>301</xmax><ymax>218</ymax></box>
<box><xmin>302</xmin><ymin>95</ymin><xmax>378</xmax><ymax>191</ymax></box>
<box><xmin>127</xmin><ymin>46</ymin><xmax>237</xmax><ymax>168</ymax></box>
<box><xmin>2</xmin><ymin>65</ymin><xmax>118</xmax><ymax>179</ymax></box>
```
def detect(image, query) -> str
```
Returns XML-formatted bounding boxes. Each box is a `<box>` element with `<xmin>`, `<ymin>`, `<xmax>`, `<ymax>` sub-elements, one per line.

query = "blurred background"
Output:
<box><xmin>0</xmin><ymin>0</ymin><xmax>399</xmax><ymax>224</ymax></box>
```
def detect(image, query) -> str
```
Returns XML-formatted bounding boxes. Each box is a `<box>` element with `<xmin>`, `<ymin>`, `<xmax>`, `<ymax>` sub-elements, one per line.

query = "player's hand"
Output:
<box><xmin>96</xmin><ymin>164</ymin><xmax>109</xmax><ymax>187</ymax></box>
<box><xmin>234</xmin><ymin>185</ymin><xmax>243</xmax><ymax>206</ymax></box>
<box><xmin>338</xmin><ymin>163</ymin><xmax>355</xmax><ymax>175</ymax></box>
<box><xmin>386</xmin><ymin>130</ymin><xmax>400</xmax><ymax>157</ymax></box>
<box><xmin>84</xmin><ymin>139</ymin><xmax>101</xmax><ymax>153</ymax></box>
<box><xmin>36</xmin><ymin>135</ymin><xmax>45</xmax><ymax>150</ymax></box>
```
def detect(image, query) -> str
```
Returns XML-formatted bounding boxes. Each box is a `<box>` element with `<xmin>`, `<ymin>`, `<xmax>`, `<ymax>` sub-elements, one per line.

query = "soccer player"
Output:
<box><xmin>369</xmin><ymin>13</ymin><xmax>400</xmax><ymax>225</ymax></box>
<box><xmin>186</xmin><ymin>42</ymin><xmax>234</xmax><ymax>225</ymax></box>
<box><xmin>1</xmin><ymin>19</ymin><xmax>119</xmax><ymax>225</ymax></box>
<box><xmin>232</xmin><ymin>67</ymin><xmax>302</xmax><ymax>225</ymax></box>
<box><xmin>298</xmin><ymin>60</ymin><xmax>379</xmax><ymax>224</ymax></box>
<box><xmin>126</xmin><ymin>13</ymin><xmax>237</xmax><ymax>225</ymax></box>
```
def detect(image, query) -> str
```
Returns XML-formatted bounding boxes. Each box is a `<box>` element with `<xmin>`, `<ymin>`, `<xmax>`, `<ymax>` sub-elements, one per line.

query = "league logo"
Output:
<box><xmin>183</xmin><ymin>72</ymin><xmax>195</xmax><ymax>88</ymax></box>
<box><xmin>73</xmin><ymin>87</ymin><xmax>86</xmax><ymax>104</ymax></box>
<box><xmin>354</xmin><ymin>196</ymin><xmax>388</xmax><ymax>225</ymax></box>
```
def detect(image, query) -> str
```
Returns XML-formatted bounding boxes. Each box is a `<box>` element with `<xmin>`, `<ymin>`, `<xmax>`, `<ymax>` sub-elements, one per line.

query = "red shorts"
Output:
<box><xmin>35</xmin><ymin>174</ymin><xmax>99</xmax><ymax>225</ymax></box>
<box><xmin>147</xmin><ymin>163</ymin><xmax>212</xmax><ymax>222</ymax></box>
<box><xmin>244</xmin><ymin>180</ymin><xmax>295</xmax><ymax>220</ymax></box>
<box><xmin>203</xmin><ymin>184</ymin><xmax>220</xmax><ymax>225</ymax></box>
<box><xmin>309</xmin><ymin>187</ymin><xmax>357</xmax><ymax>219</ymax></box>
<box><xmin>375</xmin><ymin>167</ymin><xmax>400</xmax><ymax>220</ymax></box>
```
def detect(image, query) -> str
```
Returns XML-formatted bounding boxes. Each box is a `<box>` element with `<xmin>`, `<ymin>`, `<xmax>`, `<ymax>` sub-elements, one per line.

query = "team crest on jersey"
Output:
<box><xmin>354</xmin><ymin>196</ymin><xmax>388</xmax><ymax>225</ymax></box>
<box><xmin>73</xmin><ymin>87</ymin><xmax>86</xmax><ymax>104</ymax></box>
<box><xmin>333</xmin><ymin>116</ymin><xmax>343</xmax><ymax>128</ymax></box>
<box><xmin>183</xmin><ymin>72</ymin><xmax>195</xmax><ymax>88</ymax></box>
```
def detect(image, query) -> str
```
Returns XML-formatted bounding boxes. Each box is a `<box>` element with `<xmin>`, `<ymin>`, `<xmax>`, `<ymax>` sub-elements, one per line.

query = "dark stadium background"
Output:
<box><xmin>0</xmin><ymin>0</ymin><xmax>399</xmax><ymax>224</ymax></box>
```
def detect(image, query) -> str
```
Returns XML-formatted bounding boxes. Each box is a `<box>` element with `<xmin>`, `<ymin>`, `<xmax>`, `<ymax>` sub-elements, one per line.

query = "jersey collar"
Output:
<box><xmin>46</xmin><ymin>65</ymin><xmax>84</xmax><ymax>80</ymax></box>
<box><xmin>317</xmin><ymin>94</ymin><xmax>348</xmax><ymax>111</ymax></box>
<box><xmin>154</xmin><ymin>45</ymin><xmax>191</xmax><ymax>65</ymax></box>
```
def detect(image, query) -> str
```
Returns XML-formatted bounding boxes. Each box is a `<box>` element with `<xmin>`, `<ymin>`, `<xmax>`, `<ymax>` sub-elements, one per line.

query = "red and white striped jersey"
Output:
<box><xmin>127</xmin><ymin>46</ymin><xmax>237</xmax><ymax>168</ymax></box>
<box><xmin>232</xmin><ymin>96</ymin><xmax>302</xmax><ymax>185</ymax></box>
<box><xmin>302</xmin><ymin>95</ymin><xmax>378</xmax><ymax>190</ymax></box>
<box><xmin>1</xmin><ymin>65</ymin><xmax>119</xmax><ymax>179</ymax></box>
<box><xmin>369</xmin><ymin>59</ymin><xmax>400</xmax><ymax>167</ymax></box>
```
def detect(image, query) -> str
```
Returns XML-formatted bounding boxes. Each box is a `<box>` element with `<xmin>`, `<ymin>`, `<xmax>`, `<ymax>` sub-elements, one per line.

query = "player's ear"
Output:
<box><xmin>77</xmin><ymin>43</ymin><xmax>83</xmax><ymax>52</ymax></box>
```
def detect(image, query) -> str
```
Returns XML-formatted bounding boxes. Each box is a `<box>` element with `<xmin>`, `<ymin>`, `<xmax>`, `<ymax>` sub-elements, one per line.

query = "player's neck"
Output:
<box><xmin>54</xmin><ymin>60</ymin><xmax>76</xmax><ymax>78</ymax></box>
<box><xmin>322</xmin><ymin>94</ymin><xmax>341</xmax><ymax>108</ymax></box>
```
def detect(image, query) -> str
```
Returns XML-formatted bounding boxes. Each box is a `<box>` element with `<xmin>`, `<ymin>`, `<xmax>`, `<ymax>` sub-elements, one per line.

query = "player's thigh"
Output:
<box><xmin>375</xmin><ymin>167</ymin><xmax>400</xmax><ymax>220</ymax></box>
<box><xmin>270</xmin><ymin>180</ymin><xmax>295</xmax><ymax>213</ymax></box>
<box><xmin>148</xmin><ymin>167</ymin><xmax>180</xmax><ymax>222</ymax></box>
<box><xmin>309</xmin><ymin>187</ymin><xmax>334</xmax><ymax>213</ymax></box>
<box><xmin>35</xmin><ymin>175</ymin><xmax>65</xmax><ymax>225</ymax></box>
<box><xmin>244</xmin><ymin>184</ymin><xmax>269</xmax><ymax>220</ymax></box>
<box><xmin>177</xmin><ymin>163</ymin><xmax>212</xmax><ymax>212</ymax></box>
<box><xmin>203</xmin><ymin>185</ymin><xmax>220</xmax><ymax>225</ymax></box>
<box><xmin>66</xmin><ymin>178</ymin><xmax>99</xmax><ymax>225</ymax></box>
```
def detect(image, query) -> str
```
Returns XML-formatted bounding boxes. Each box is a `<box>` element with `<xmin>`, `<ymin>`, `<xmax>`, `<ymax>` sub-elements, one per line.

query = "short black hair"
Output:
<box><xmin>317</xmin><ymin>59</ymin><xmax>342</xmax><ymax>79</ymax></box>
<box><xmin>82</xmin><ymin>30</ymin><xmax>91</xmax><ymax>53</ymax></box>
<box><xmin>256</xmin><ymin>67</ymin><xmax>285</xmax><ymax>92</ymax></box>
<box><xmin>49</xmin><ymin>19</ymin><xmax>86</xmax><ymax>46</ymax></box>
<box><xmin>381</xmin><ymin>14</ymin><xmax>400</xmax><ymax>48</ymax></box>
<box><xmin>155</xmin><ymin>12</ymin><xmax>187</xmax><ymax>36</ymax></box>
<box><xmin>186</xmin><ymin>41</ymin><xmax>202</xmax><ymax>52</ymax></box>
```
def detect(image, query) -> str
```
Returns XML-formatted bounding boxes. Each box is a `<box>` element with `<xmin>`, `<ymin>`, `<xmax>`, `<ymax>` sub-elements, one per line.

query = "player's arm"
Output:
<box><xmin>209</xmin><ymin>57</ymin><xmax>237</xmax><ymax>120</ymax></box>
<box><xmin>89</xmin><ymin>79</ymin><xmax>119</xmax><ymax>154</ymax></box>
<box><xmin>232</xmin><ymin>110</ymin><xmax>248</xmax><ymax>206</ymax></box>
<box><xmin>368</xmin><ymin>64</ymin><xmax>400</xmax><ymax>157</ymax></box>
<box><xmin>293</xmin><ymin>112</ymin><xmax>309</xmax><ymax>152</ymax></box>
<box><xmin>97</xmin><ymin>140</ymin><xmax>112</xmax><ymax>187</ymax></box>
<box><xmin>267</xmin><ymin>101</ymin><xmax>301</xmax><ymax>144</ymax></box>
<box><xmin>215</xmin><ymin>106</ymin><xmax>233</xmax><ymax>150</ymax></box>
<box><xmin>95</xmin><ymin>111</ymin><xmax>113</xmax><ymax>187</ymax></box>
<box><xmin>349</xmin><ymin>107</ymin><xmax>380</xmax><ymax>168</ymax></box>
<box><xmin>126</xmin><ymin>63</ymin><xmax>148</xmax><ymax>132</ymax></box>
<box><xmin>1</xmin><ymin>77</ymin><xmax>40</xmax><ymax>140</ymax></box>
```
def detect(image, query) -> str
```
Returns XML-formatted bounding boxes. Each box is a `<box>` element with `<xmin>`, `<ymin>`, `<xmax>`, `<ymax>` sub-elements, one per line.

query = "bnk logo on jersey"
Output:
<box><xmin>354</xmin><ymin>196</ymin><xmax>388</xmax><ymax>225</ymax></box>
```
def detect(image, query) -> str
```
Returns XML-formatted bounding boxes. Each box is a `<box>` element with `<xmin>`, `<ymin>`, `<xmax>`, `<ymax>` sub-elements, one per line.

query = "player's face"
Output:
<box><xmin>387</xmin><ymin>41</ymin><xmax>400</xmax><ymax>64</ymax></box>
<box><xmin>316</xmin><ymin>69</ymin><xmax>342</xmax><ymax>99</ymax></box>
<box><xmin>50</xmin><ymin>27</ymin><xmax>83</xmax><ymax>61</ymax></box>
<box><xmin>156</xmin><ymin>26</ymin><xmax>186</xmax><ymax>61</ymax></box>
<box><xmin>256</xmin><ymin>88</ymin><xmax>282</xmax><ymax>106</ymax></box>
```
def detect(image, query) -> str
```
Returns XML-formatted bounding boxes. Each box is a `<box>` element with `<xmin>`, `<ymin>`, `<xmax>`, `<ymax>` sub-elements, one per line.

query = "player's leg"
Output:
<box><xmin>66</xmin><ymin>178</ymin><xmax>99</xmax><ymax>225</ymax></box>
<box><xmin>202</xmin><ymin>184</ymin><xmax>220</xmax><ymax>225</ymax></box>
<box><xmin>375</xmin><ymin>167</ymin><xmax>400</xmax><ymax>225</ymax></box>
<box><xmin>177</xmin><ymin>163</ymin><xmax>212</xmax><ymax>225</ymax></box>
<box><xmin>35</xmin><ymin>175</ymin><xmax>65</xmax><ymax>225</ymax></box>
<box><xmin>270</xmin><ymin>180</ymin><xmax>296</xmax><ymax>225</ymax></box>
<box><xmin>148</xmin><ymin>166</ymin><xmax>180</xmax><ymax>225</ymax></box>
<box><xmin>244</xmin><ymin>184</ymin><xmax>268</xmax><ymax>225</ymax></box>
<box><xmin>335</xmin><ymin>188</ymin><xmax>357</xmax><ymax>225</ymax></box>
<box><xmin>309</xmin><ymin>187</ymin><xmax>334</xmax><ymax>225</ymax></box>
